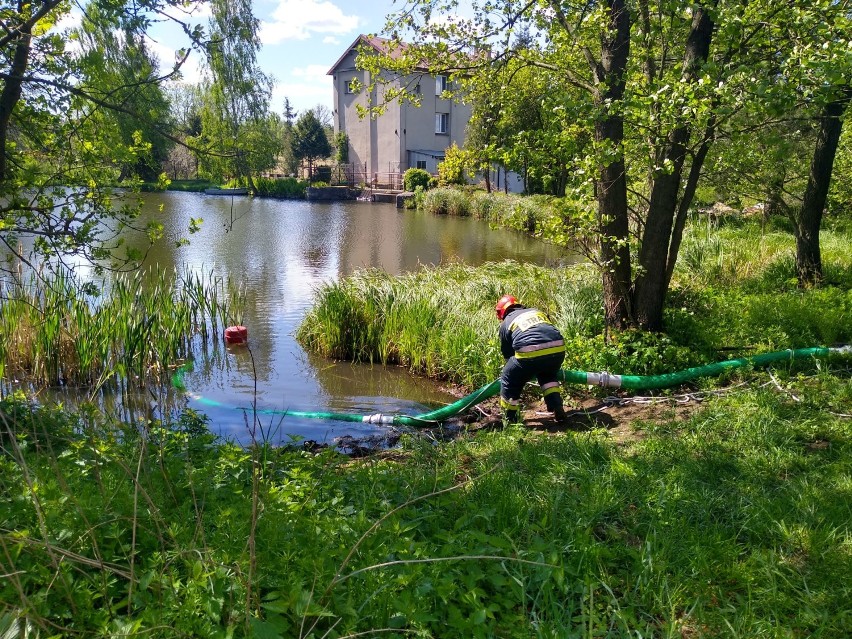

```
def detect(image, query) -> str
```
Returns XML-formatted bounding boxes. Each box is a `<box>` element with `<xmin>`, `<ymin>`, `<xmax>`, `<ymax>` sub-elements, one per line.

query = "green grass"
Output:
<box><xmin>297</xmin><ymin>219</ymin><xmax>852</xmax><ymax>391</ymax></box>
<box><xmin>163</xmin><ymin>179</ymin><xmax>218</xmax><ymax>192</ymax></box>
<box><xmin>418</xmin><ymin>187</ymin><xmax>588</xmax><ymax>248</ymax></box>
<box><xmin>0</xmin><ymin>266</ymin><xmax>241</xmax><ymax>388</ymax></box>
<box><xmin>1</xmin><ymin>369</ymin><xmax>849</xmax><ymax>637</ymax></box>
<box><xmin>296</xmin><ymin>261</ymin><xmax>609</xmax><ymax>389</ymax></box>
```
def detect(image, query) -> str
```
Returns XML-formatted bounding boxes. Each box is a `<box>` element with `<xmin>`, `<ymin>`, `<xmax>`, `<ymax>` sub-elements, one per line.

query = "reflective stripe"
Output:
<box><xmin>500</xmin><ymin>397</ymin><xmax>521</xmax><ymax>409</ymax></box>
<box><xmin>542</xmin><ymin>384</ymin><xmax>561</xmax><ymax>396</ymax></box>
<box><xmin>517</xmin><ymin>339</ymin><xmax>564</xmax><ymax>353</ymax></box>
<box><xmin>362</xmin><ymin>413</ymin><xmax>396</xmax><ymax>424</ymax></box>
<box><xmin>515</xmin><ymin>344</ymin><xmax>566</xmax><ymax>359</ymax></box>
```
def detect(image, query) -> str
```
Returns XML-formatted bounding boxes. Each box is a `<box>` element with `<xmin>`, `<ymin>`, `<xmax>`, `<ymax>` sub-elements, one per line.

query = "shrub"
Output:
<box><xmin>334</xmin><ymin>131</ymin><xmax>349</xmax><ymax>164</ymax></box>
<box><xmin>437</xmin><ymin>144</ymin><xmax>475</xmax><ymax>186</ymax></box>
<box><xmin>253</xmin><ymin>177</ymin><xmax>308</xmax><ymax>198</ymax></box>
<box><xmin>403</xmin><ymin>168</ymin><xmax>432</xmax><ymax>192</ymax></box>
<box><xmin>422</xmin><ymin>187</ymin><xmax>471</xmax><ymax>216</ymax></box>
<box><xmin>313</xmin><ymin>165</ymin><xmax>332</xmax><ymax>183</ymax></box>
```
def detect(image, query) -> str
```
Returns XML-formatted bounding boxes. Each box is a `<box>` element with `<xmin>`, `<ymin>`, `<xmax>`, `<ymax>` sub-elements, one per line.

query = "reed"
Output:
<box><xmin>297</xmin><ymin>261</ymin><xmax>599</xmax><ymax>388</ymax></box>
<box><xmin>419</xmin><ymin>187</ymin><xmax>591</xmax><ymax>248</ymax></box>
<box><xmin>0</xmin><ymin>266</ymin><xmax>242</xmax><ymax>389</ymax></box>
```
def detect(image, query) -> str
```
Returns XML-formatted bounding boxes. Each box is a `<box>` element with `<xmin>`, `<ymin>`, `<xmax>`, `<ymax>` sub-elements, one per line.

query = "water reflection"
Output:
<box><xmin>5</xmin><ymin>191</ymin><xmax>575</xmax><ymax>444</ymax></box>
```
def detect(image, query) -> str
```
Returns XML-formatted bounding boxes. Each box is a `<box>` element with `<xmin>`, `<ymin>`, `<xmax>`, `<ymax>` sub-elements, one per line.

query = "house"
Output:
<box><xmin>327</xmin><ymin>34</ymin><xmax>472</xmax><ymax>188</ymax></box>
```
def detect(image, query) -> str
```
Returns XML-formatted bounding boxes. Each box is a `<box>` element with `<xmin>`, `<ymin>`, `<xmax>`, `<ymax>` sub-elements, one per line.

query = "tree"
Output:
<box><xmin>334</xmin><ymin>131</ymin><xmax>350</xmax><ymax>164</ymax></box>
<box><xmin>311</xmin><ymin>103</ymin><xmax>333</xmax><ymax>129</ymax></box>
<box><xmin>703</xmin><ymin>1</ymin><xmax>851</xmax><ymax>286</ymax></box>
<box><xmin>276</xmin><ymin>96</ymin><xmax>299</xmax><ymax>175</ymax></box>
<box><xmin>792</xmin><ymin>88</ymin><xmax>850</xmax><ymax>285</ymax></box>
<box><xmin>165</xmin><ymin>82</ymin><xmax>203</xmax><ymax>137</ymax></box>
<box><xmin>0</xmin><ymin>0</ymin><xmax>204</xmax><ymax>274</ymax></box>
<box><xmin>195</xmin><ymin>0</ymin><xmax>278</xmax><ymax>187</ymax></box>
<box><xmin>76</xmin><ymin>5</ymin><xmax>174</xmax><ymax>182</ymax></box>
<box><xmin>778</xmin><ymin>3</ymin><xmax>851</xmax><ymax>286</ymax></box>
<box><xmin>283</xmin><ymin>97</ymin><xmax>297</xmax><ymax>126</ymax></box>
<box><xmin>163</xmin><ymin>82</ymin><xmax>204</xmax><ymax>178</ymax></box>
<box><xmin>369</xmin><ymin>0</ymin><xmax>848</xmax><ymax>331</ymax></box>
<box><xmin>291</xmin><ymin>110</ymin><xmax>331</xmax><ymax>182</ymax></box>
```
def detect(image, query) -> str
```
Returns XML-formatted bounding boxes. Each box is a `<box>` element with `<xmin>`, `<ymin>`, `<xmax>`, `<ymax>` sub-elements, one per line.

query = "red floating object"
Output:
<box><xmin>224</xmin><ymin>325</ymin><xmax>248</xmax><ymax>345</ymax></box>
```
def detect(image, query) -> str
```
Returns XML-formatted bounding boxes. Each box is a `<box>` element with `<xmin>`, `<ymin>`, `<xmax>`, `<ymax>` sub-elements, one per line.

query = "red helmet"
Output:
<box><xmin>495</xmin><ymin>294</ymin><xmax>518</xmax><ymax>320</ymax></box>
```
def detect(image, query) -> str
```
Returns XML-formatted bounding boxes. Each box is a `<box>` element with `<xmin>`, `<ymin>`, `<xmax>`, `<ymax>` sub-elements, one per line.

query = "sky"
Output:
<box><xmin>146</xmin><ymin>0</ymin><xmax>414</xmax><ymax>118</ymax></box>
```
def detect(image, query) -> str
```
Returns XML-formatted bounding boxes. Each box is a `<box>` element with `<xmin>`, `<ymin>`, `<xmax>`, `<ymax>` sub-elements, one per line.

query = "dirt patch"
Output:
<box><xmin>321</xmin><ymin>388</ymin><xmax>705</xmax><ymax>457</ymax></box>
<box><xmin>461</xmin><ymin>391</ymin><xmax>702</xmax><ymax>445</ymax></box>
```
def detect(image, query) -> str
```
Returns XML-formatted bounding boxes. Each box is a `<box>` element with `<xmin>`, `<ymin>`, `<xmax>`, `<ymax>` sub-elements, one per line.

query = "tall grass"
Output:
<box><xmin>0</xmin><ymin>266</ymin><xmax>242</xmax><ymax>390</ymax></box>
<box><xmin>252</xmin><ymin>176</ymin><xmax>308</xmax><ymax>199</ymax></box>
<box><xmin>419</xmin><ymin>187</ymin><xmax>592</xmax><ymax>247</ymax></box>
<box><xmin>299</xmin><ymin>261</ymin><xmax>606</xmax><ymax>388</ymax></box>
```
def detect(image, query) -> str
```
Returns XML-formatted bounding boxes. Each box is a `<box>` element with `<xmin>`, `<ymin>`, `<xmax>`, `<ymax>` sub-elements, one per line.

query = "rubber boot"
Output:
<box><xmin>544</xmin><ymin>393</ymin><xmax>568</xmax><ymax>422</ymax></box>
<box><xmin>502</xmin><ymin>409</ymin><xmax>520</xmax><ymax>427</ymax></box>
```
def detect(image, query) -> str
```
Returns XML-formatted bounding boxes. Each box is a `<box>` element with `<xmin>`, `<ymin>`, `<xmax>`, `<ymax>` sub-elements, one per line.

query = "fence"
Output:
<box><xmin>319</xmin><ymin>165</ymin><xmax>406</xmax><ymax>191</ymax></box>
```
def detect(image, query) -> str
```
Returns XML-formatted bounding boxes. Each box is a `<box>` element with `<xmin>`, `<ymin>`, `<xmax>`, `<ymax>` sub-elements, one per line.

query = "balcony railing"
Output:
<box><xmin>317</xmin><ymin>165</ymin><xmax>406</xmax><ymax>191</ymax></box>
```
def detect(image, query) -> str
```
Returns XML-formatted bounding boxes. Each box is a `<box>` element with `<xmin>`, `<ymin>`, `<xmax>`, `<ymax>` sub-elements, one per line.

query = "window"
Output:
<box><xmin>416</xmin><ymin>160</ymin><xmax>428</xmax><ymax>170</ymax></box>
<box><xmin>435</xmin><ymin>112</ymin><xmax>449</xmax><ymax>134</ymax></box>
<box><xmin>345</xmin><ymin>79</ymin><xmax>356</xmax><ymax>94</ymax></box>
<box><xmin>435</xmin><ymin>75</ymin><xmax>448</xmax><ymax>96</ymax></box>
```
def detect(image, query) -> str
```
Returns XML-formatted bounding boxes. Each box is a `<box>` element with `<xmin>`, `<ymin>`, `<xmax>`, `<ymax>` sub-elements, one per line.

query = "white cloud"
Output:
<box><xmin>323</xmin><ymin>36</ymin><xmax>341</xmax><ymax>45</ymax></box>
<box><xmin>260</xmin><ymin>0</ymin><xmax>361</xmax><ymax>44</ymax></box>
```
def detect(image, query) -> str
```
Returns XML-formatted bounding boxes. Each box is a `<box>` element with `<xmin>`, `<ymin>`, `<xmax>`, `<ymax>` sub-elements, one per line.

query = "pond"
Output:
<box><xmin>11</xmin><ymin>191</ymin><xmax>575</xmax><ymax>445</ymax></box>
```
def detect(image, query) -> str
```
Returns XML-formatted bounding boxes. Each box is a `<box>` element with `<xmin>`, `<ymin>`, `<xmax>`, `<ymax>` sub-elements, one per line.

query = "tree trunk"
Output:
<box><xmin>0</xmin><ymin>3</ymin><xmax>32</xmax><ymax>182</ymax></box>
<box><xmin>793</xmin><ymin>90</ymin><xmax>848</xmax><ymax>287</ymax></box>
<box><xmin>633</xmin><ymin>5</ymin><xmax>714</xmax><ymax>331</ymax></box>
<box><xmin>664</xmin><ymin>119</ymin><xmax>715</xmax><ymax>290</ymax></box>
<box><xmin>594</xmin><ymin>0</ymin><xmax>632</xmax><ymax>329</ymax></box>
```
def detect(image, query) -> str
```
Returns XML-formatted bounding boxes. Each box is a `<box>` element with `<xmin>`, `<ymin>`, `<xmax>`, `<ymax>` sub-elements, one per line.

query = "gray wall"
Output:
<box><xmin>332</xmin><ymin>54</ymin><xmax>472</xmax><ymax>180</ymax></box>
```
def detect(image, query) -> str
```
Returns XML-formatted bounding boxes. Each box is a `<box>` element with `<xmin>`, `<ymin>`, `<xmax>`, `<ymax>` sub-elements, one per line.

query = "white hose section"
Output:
<box><xmin>362</xmin><ymin>414</ymin><xmax>396</xmax><ymax>424</ymax></box>
<box><xmin>831</xmin><ymin>345</ymin><xmax>852</xmax><ymax>356</ymax></box>
<box><xmin>586</xmin><ymin>372</ymin><xmax>623</xmax><ymax>388</ymax></box>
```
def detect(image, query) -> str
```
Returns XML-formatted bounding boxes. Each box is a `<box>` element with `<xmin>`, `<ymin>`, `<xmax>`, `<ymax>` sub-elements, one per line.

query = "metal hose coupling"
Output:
<box><xmin>362</xmin><ymin>413</ymin><xmax>397</xmax><ymax>424</ymax></box>
<box><xmin>585</xmin><ymin>371</ymin><xmax>624</xmax><ymax>388</ymax></box>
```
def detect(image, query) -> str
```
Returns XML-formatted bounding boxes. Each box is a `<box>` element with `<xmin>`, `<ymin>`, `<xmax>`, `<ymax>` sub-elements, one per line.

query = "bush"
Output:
<box><xmin>253</xmin><ymin>177</ymin><xmax>308</xmax><ymax>199</ymax></box>
<box><xmin>437</xmin><ymin>144</ymin><xmax>475</xmax><ymax>186</ymax></box>
<box><xmin>403</xmin><ymin>168</ymin><xmax>432</xmax><ymax>192</ymax></box>
<box><xmin>421</xmin><ymin>187</ymin><xmax>471</xmax><ymax>216</ymax></box>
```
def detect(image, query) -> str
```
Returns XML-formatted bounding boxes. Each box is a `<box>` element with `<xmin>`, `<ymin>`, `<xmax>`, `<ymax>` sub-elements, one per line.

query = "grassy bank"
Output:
<box><xmin>1</xmin><ymin>371</ymin><xmax>849</xmax><ymax>637</ymax></box>
<box><xmin>417</xmin><ymin>188</ymin><xmax>579</xmax><ymax>247</ymax></box>
<box><xmin>154</xmin><ymin>178</ymin><xmax>310</xmax><ymax>199</ymax></box>
<box><xmin>163</xmin><ymin>179</ymin><xmax>217</xmax><ymax>192</ymax></box>
<box><xmin>297</xmin><ymin>219</ymin><xmax>852</xmax><ymax>391</ymax></box>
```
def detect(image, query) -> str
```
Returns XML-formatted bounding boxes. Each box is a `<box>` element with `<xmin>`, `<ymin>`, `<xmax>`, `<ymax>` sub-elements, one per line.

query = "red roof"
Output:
<box><xmin>326</xmin><ymin>34</ymin><xmax>414</xmax><ymax>75</ymax></box>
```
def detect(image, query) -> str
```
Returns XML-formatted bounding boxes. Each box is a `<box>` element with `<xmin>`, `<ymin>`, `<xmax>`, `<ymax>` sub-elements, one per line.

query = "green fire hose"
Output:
<box><xmin>172</xmin><ymin>345</ymin><xmax>850</xmax><ymax>427</ymax></box>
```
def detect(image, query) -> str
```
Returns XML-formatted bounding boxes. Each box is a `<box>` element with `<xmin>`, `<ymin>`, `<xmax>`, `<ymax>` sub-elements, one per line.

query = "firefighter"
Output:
<box><xmin>495</xmin><ymin>294</ymin><xmax>567</xmax><ymax>425</ymax></box>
